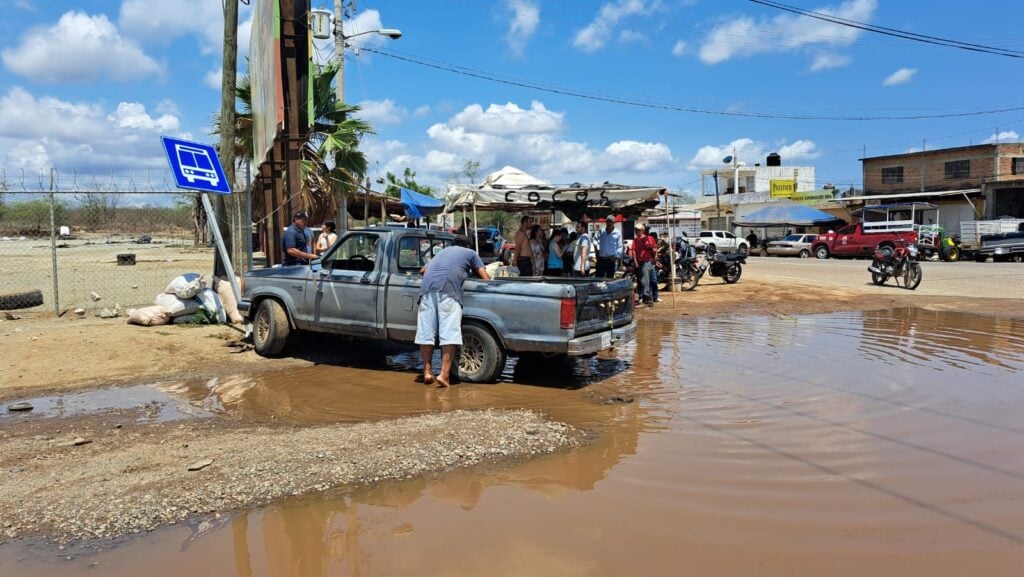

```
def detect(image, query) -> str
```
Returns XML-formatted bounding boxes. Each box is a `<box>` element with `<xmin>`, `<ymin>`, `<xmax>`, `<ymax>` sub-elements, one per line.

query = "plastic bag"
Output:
<box><xmin>127</xmin><ymin>305</ymin><xmax>171</xmax><ymax>326</ymax></box>
<box><xmin>195</xmin><ymin>288</ymin><xmax>227</xmax><ymax>324</ymax></box>
<box><xmin>165</xmin><ymin>273</ymin><xmax>205</xmax><ymax>299</ymax></box>
<box><xmin>214</xmin><ymin>277</ymin><xmax>244</xmax><ymax>324</ymax></box>
<box><xmin>154</xmin><ymin>293</ymin><xmax>202</xmax><ymax>317</ymax></box>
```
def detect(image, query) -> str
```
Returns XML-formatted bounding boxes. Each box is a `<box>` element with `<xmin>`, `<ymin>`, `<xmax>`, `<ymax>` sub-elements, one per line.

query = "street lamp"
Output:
<box><xmin>323</xmin><ymin>4</ymin><xmax>401</xmax><ymax>230</ymax></box>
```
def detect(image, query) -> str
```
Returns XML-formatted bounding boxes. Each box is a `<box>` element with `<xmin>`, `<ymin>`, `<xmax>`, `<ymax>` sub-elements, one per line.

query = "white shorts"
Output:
<box><xmin>414</xmin><ymin>292</ymin><xmax>463</xmax><ymax>346</ymax></box>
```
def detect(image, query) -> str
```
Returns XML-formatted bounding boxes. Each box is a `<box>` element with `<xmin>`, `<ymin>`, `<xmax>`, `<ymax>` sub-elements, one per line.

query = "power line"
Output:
<box><xmin>363</xmin><ymin>46</ymin><xmax>1024</xmax><ymax>121</ymax></box>
<box><xmin>748</xmin><ymin>0</ymin><xmax>1024</xmax><ymax>58</ymax></box>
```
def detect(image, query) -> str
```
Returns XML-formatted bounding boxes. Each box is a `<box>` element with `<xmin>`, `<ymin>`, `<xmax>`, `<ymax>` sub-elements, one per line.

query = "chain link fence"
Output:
<box><xmin>0</xmin><ymin>168</ymin><xmax>253</xmax><ymax>317</ymax></box>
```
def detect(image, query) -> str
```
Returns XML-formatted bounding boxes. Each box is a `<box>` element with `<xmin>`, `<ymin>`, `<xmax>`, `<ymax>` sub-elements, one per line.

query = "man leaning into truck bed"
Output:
<box><xmin>416</xmin><ymin>237</ymin><xmax>492</xmax><ymax>387</ymax></box>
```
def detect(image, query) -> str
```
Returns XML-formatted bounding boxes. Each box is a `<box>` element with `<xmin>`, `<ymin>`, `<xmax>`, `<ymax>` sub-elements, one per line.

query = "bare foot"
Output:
<box><xmin>436</xmin><ymin>377</ymin><xmax>450</xmax><ymax>388</ymax></box>
<box><xmin>422</xmin><ymin>374</ymin><xmax>435</xmax><ymax>385</ymax></box>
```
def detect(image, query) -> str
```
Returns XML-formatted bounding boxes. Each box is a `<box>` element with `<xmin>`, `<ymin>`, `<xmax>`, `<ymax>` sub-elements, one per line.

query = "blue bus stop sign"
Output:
<box><xmin>160</xmin><ymin>136</ymin><xmax>231</xmax><ymax>194</ymax></box>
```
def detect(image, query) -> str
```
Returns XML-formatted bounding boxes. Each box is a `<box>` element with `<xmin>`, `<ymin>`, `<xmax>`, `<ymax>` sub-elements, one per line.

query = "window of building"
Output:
<box><xmin>944</xmin><ymin>159</ymin><xmax>970</xmax><ymax>179</ymax></box>
<box><xmin>1012</xmin><ymin>158</ymin><xmax>1024</xmax><ymax>175</ymax></box>
<box><xmin>881</xmin><ymin>166</ymin><xmax>904</xmax><ymax>184</ymax></box>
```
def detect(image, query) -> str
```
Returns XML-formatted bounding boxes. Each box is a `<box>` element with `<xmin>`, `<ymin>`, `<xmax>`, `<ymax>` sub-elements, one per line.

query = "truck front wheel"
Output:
<box><xmin>815</xmin><ymin>245</ymin><xmax>830</xmax><ymax>260</ymax></box>
<box><xmin>253</xmin><ymin>299</ymin><xmax>291</xmax><ymax>357</ymax></box>
<box><xmin>457</xmin><ymin>324</ymin><xmax>506</xmax><ymax>383</ymax></box>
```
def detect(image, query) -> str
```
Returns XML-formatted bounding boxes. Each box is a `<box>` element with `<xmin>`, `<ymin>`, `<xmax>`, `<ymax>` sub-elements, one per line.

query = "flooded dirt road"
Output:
<box><xmin>3</xmin><ymin>307</ymin><xmax>1024</xmax><ymax>576</ymax></box>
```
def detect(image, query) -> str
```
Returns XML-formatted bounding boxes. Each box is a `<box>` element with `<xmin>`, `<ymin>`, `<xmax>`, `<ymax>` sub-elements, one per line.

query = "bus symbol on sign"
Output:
<box><xmin>160</xmin><ymin>136</ymin><xmax>231</xmax><ymax>195</ymax></box>
<box><xmin>175</xmin><ymin>144</ymin><xmax>219</xmax><ymax>187</ymax></box>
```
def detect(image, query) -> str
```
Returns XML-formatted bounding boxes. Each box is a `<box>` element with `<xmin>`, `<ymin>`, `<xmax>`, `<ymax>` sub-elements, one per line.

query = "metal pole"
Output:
<box><xmin>667</xmin><ymin>194</ymin><xmax>677</xmax><ymax>308</ymax></box>
<box><xmin>200</xmin><ymin>192</ymin><xmax>242</xmax><ymax>305</ymax></box>
<box><xmin>334</xmin><ymin>0</ymin><xmax>348</xmax><ymax>232</ymax></box>
<box><xmin>48</xmin><ymin>169</ymin><xmax>59</xmax><ymax>316</ymax></box>
<box><xmin>713</xmin><ymin>170</ymin><xmax>721</xmax><ymax>229</ymax></box>
<box><xmin>472</xmin><ymin>198</ymin><xmax>479</xmax><ymax>252</ymax></box>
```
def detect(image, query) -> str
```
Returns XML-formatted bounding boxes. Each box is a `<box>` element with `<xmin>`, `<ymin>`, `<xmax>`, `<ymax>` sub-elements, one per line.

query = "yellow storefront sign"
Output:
<box><xmin>770</xmin><ymin>179</ymin><xmax>796</xmax><ymax>199</ymax></box>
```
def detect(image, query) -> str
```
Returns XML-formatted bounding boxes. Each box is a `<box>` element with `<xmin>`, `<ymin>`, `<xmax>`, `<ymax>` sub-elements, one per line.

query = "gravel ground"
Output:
<box><xmin>0</xmin><ymin>409</ymin><xmax>578</xmax><ymax>543</ymax></box>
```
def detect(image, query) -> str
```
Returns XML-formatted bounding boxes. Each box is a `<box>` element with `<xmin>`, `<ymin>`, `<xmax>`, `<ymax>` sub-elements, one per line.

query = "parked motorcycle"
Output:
<box><xmin>867</xmin><ymin>241</ymin><xmax>922</xmax><ymax>290</ymax></box>
<box><xmin>704</xmin><ymin>245</ymin><xmax>746</xmax><ymax>284</ymax></box>
<box><xmin>655</xmin><ymin>240</ymin><xmax>705</xmax><ymax>291</ymax></box>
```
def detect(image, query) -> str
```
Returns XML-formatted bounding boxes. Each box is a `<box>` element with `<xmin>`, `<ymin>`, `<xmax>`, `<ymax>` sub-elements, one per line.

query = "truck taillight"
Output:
<box><xmin>560</xmin><ymin>297</ymin><xmax>576</xmax><ymax>330</ymax></box>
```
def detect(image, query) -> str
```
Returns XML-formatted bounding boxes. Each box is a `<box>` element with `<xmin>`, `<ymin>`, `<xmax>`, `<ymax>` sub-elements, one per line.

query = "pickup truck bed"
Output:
<box><xmin>240</xmin><ymin>228</ymin><xmax>636</xmax><ymax>382</ymax></box>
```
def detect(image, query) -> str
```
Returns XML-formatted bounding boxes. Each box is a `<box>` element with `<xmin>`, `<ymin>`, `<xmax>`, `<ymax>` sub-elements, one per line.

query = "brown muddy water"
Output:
<box><xmin>3</xmin><ymin>307</ymin><xmax>1024</xmax><ymax>576</ymax></box>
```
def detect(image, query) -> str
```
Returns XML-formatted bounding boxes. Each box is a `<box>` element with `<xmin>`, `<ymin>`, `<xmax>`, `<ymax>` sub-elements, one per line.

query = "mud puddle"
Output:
<box><xmin>3</xmin><ymin>307</ymin><xmax>1024</xmax><ymax>576</ymax></box>
<box><xmin>1</xmin><ymin>383</ymin><xmax>216</xmax><ymax>423</ymax></box>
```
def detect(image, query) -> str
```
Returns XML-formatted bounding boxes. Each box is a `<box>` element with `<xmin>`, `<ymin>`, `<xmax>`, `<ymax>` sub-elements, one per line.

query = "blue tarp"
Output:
<box><xmin>400</xmin><ymin>187</ymin><xmax>444</xmax><ymax>220</ymax></box>
<box><xmin>735</xmin><ymin>203</ymin><xmax>843</xmax><ymax>227</ymax></box>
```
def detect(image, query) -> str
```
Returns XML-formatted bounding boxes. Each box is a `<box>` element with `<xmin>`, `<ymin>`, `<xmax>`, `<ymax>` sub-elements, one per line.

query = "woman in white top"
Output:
<box><xmin>315</xmin><ymin>220</ymin><xmax>338</xmax><ymax>256</ymax></box>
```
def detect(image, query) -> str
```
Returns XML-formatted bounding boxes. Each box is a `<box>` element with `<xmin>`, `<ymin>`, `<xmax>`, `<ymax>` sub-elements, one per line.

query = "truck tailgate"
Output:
<box><xmin>574</xmin><ymin>278</ymin><xmax>633</xmax><ymax>336</ymax></box>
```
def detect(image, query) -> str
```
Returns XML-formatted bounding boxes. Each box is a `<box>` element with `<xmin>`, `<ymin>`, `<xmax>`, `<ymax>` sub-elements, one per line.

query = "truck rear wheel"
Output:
<box><xmin>456</xmin><ymin>324</ymin><xmax>506</xmax><ymax>383</ymax></box>
<box><xmin>253</xmin><ymin>299</ymin><xmax>290</xmax><ymax>357</ymax></box>
<box><xmin>975</xmin><ymin>253</ymin><xmax>988</xmax><ymax>263</ymax></box>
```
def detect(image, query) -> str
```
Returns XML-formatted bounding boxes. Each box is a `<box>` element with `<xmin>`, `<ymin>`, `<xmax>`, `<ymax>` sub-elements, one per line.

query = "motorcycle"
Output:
<box><xmin>655</xmin><ymin>239</ymin><xmax>705</xmax><ymax>291</ymax></box>
<box><xmin>867</xmin><ymin>241</ymin><xmax>922</xmax><ymax>290</ymax></box>
<box><xmin>703</xmin><ymin>245</ymin><xmax>746</xmax><ymax>284</ymax></box>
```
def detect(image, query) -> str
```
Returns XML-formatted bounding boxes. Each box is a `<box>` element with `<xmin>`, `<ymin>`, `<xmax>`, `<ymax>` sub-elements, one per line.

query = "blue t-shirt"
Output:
<box><xmin>547</xmin><ymin>239</ymin><xmax>563</xmax><ymax>269</ymax></box>
<box><xmin>420</xmin><ymin>246</ymin><xmax>485</xmax><ymax>305</ymax></box>
<box><xmin>282</xmin><ymin>224</ymin><xmax>312</xmax><ymax>265</ymax></box>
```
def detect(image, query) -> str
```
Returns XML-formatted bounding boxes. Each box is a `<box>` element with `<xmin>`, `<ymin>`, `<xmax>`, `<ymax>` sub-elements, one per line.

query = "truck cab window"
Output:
<box><xmin>398</xmin><ymin>236</ymin><xmax>448</xmax><ymax>272</ymax></box>
<box><xmin>323</xmin><ymin>234</ymin><xmax>379</xmax><ymax>272</ymax></box>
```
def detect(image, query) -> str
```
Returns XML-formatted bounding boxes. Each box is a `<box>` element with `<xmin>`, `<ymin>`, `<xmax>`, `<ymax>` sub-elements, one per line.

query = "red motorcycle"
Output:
<box><xmin>868</xmin><ymin>241</ymin><xmax>922</xmax><ymax>290</ymax></box>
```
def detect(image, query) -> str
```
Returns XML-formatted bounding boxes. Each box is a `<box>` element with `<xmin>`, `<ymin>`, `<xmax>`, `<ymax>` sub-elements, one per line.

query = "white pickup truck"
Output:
<box><xmin>694</xmin><ymin>230</ymin><xmax>750</xmax><ymax>254</ymax></box>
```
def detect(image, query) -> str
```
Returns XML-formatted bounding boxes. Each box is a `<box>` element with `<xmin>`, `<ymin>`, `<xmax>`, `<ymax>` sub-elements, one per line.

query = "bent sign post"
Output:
<box><xmin>160</xmin><ymin>136</ymin><xmax>242</xmax><ymax>309</ymax></box>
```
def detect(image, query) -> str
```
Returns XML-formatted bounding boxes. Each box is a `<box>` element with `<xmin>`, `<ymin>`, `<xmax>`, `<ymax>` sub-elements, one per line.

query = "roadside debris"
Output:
<box><xmin>90</xmin><ymin>292</ymin><xmax>102</xmax><ymax>302</ymax></box>
<box><xmin>187</xmin><ymin>459</ymin><xmax>214</xmax><ymax>472</ymax></box>
<box><xmin>7</xmin><ymin>402</ymin><xmax>33</xmax><ymax>412</ymax></box>
<box><xmin>128</xmin><ymin>273</ymin><xmax>242</xmax><ymax>327</ymax></box>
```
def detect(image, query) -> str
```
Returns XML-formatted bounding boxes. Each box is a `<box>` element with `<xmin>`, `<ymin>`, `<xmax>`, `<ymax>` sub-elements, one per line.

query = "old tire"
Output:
<box><xmin>723</xmin><ymin>264</ymin><xmax>742</xmax><ymax>284</ymax></box>
<box><xmin>457</xmin><ymin>324</ymin><xmax>506</xmax><ymax>383</ymax></box>
<box><xmin>798</xmin><ymin>249</ymin><xmax>810</xmax><ymax>259</ymax></box>
<box><xmin>0</xmin><ymin>288</ymin><xmax>44</xmax><ymax>310</ymax></box>
<box><xmin>941</xmin><ymin>245</ymin><xmax>960</xmax><ymax>262</ymax></box>
<box><xmin>815</xmin><ymin>245</ymin><xmax>830</xmax><ymax>260</ymax></box>
<box><xmin>905</xmin><ymin>263</ymin><xmax>922</xmax><ymax>290</ymax></box>
<box><xmin>252</xmin><ymin>299</ymin><xmax>290</xmax><ymax>357</ymax></box>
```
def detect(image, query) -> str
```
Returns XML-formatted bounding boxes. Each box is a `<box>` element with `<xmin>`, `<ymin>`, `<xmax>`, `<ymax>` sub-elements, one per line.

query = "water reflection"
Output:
<box><xmin>3</xmin><ymin>307</ymin><xmax>1024</xmax><ymax>577</ymax></box>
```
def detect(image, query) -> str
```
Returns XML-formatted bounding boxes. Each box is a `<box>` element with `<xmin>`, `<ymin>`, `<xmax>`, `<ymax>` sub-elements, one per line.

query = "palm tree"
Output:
<box><xmin>211</xmin><ymin>61</ymin><xmax>375</xmax><ymax>221</ymax></box>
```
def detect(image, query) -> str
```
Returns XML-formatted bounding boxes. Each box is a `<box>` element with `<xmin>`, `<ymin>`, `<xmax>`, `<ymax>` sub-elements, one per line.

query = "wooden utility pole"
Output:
<box><xmin>215</xmin><ymin>0</ymin><xmax>239</xmax><ymax>277</ymax></box>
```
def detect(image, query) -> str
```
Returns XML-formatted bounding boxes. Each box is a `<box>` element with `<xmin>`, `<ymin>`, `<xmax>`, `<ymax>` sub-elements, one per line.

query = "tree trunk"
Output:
<box><xmin>214</xmin><ymin>0</ymin><xmax>239</xmax><ymax>278</ymax></box>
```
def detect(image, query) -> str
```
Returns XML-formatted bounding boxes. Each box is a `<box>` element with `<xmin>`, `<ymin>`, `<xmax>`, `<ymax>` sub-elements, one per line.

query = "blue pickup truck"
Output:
<box><xmin>240</xmin><ymin>228</ymin><xmax>636</xmax><ymax>382</ymax></box>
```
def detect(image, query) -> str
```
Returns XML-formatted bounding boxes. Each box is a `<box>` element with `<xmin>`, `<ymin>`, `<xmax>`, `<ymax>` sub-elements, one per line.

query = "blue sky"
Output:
<box><xmin>1</xmin><ymin>0</ymin><xmax>1022</xmax><ymax>196</ymax></box>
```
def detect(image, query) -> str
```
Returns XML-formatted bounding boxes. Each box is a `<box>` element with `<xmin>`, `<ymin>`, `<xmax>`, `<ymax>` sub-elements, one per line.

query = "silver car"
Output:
<box><xmin>766</xmin><ymin>234</ymin><xmax>818</xmax><ymax>258</ymax></box>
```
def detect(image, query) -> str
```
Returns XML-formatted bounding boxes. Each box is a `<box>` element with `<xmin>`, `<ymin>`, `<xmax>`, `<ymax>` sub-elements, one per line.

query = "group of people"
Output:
<box><xmin>281</xmin><ymin>211</ymin><xmax>339</xmax><ymax>266</ymax></box>
<box><xmin>512</xmin><ymin>215</ymin><xmax>629</xmax><ymax>279</ymax></box>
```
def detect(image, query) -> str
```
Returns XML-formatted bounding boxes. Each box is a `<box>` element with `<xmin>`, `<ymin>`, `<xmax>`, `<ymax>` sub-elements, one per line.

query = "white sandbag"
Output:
<box><xmin>214</xmin><ymin>277</ymin><xmax>244</xmax><ymax>324</ymax></box>
<box><xmin>154</xmin><ymin>293</ymin><xmax>202</xmax><ymax>317</ymax></box>
<box><xmin>127</xmin><ymin>305</ymin><xmax>172</xmax><ymax>326</ymax></box>
<box><xmin>165</xmin><ymin>273</ymin><xmax>205</xmax><ymax>299</ymax></box>
<box><xmin>195</xmin><ymin>288</ymin><xmax>227</xmax><ymax>324</ymax></box>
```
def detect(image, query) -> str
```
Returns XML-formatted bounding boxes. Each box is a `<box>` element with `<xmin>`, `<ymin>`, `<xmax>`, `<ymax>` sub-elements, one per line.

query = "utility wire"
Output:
<box><xmin>363</xmin><ymin>46</ymin><xmax>1024</xmax><ymax>121</ymax></box>
<box><xmin>749</xmin><ymin>0</ymin><xmax>1024</xmax><ymax>58</ymax></box>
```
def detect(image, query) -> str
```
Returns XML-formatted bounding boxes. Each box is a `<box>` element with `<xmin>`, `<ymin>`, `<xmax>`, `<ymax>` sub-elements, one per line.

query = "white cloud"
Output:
<box><xmin>573</xmin><ymin>0</ymin><xmax>658</xmax><ymax>53</ymax></box>
<box><xmin>619</xmin><ymin>30</ymin><xmax>648</xmax><ymax>45</ymax></box>
<box><xmin>699</xmin><ymin>0</ymin><xmax>876</xmax><ymax>64</ymax></box>
<box><xmin>882</xmin><ymin>67</ymin><xmax>917</xmax><ymax>86</ymax></box>
<box><xmin>413</xmin><ymin>105</ymin><xmax>431</xmax><ymax>118</ymax></box>
<box><xmin>672</xmin><ymin>40</ymin><xmax>687</xmax><ymax>57</ymax></box>
<box><xmin>356</xmin><ymin>99</ymin><xmax>409</xmax><ymax>126</ymax></box>
<box><xmin>445</xmin><ymin>102</ymin><xmax>564</xmax><ymax>137</ymax></box>
<box><xmin>687</xmin><ymin>137</ymin><xmax>818</xmax><ymax>170</ymax></box>
<box><xmin>0</xmin><ymin>87</ymin><xmax>188</xmax><ymax>169</ymax></box>
<box><xmin>343</xmin><ymin>10</ymin><xmax>391</xmax><ymax>49</ymax></box>
<box><xmin>367</xmin><ymin>100</ymin><xmax>676</xmax><ymax>186</ymax></box>
<box><xmin>809</xmin><ymin>52</ymin><xmax>851</xmax><ymax>71</ymax></box>
<box><xmin>205</xmin><ymin>68</ymin><xmax>223</xmax><ymax>90</ymax></box>
<box><xmin>506</xmin><ymin>0</ymin><xmax>540</xmax><ymax>57</ymax></box>
<box><xmin>1</xmin><ymin>11</ymin><xmax>162</xmax><ymax>83</ymax></box>
<box><xmin>983</xmin><ymin>130</ymin><xmax>1021</xmax><ymax>143</ymax></box>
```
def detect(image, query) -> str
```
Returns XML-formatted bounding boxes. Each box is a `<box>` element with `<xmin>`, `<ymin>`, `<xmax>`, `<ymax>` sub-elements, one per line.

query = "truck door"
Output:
<box><xmin>311</xmin><ymin>232</ymin><xmax>383</xmax><ymax>336</ymax></box>
<box><xmin>832</xmin><ymin>224</ymin><xmax>858</xmax><ymax>256</ymax></box>
<box><xmin>384</xmin><ymin>235</ymin><xmax>450</xmax><ymax>342</ymax></box>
